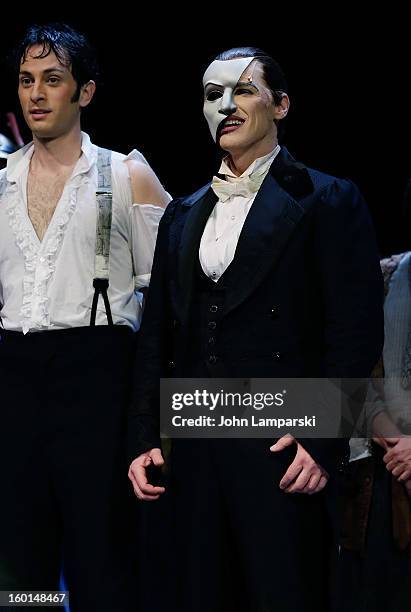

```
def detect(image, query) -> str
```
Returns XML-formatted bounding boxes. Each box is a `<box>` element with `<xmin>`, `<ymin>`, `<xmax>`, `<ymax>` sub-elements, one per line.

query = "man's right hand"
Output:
<box><xmin>128</xmin><ymin>448</ymin><xmax>165</xmax><ymax>501</ymax></box>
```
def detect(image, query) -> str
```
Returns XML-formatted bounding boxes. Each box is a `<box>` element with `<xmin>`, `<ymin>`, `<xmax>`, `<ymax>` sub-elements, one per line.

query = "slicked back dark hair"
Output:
<box><xmin>12</xmin><ymin>23</ymin><xmax>99</xmax><ymax>102</ymax></box>
<box><xmin>215</xmin><ymin>47</ymin><xmax>288</xmax><ymax>141</ymax></box>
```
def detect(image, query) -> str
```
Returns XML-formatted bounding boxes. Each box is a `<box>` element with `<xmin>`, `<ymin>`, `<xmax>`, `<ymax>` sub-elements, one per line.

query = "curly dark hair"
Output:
<box><xmin>12</xmin><ymin>22</ymin><xmax>99</xmax><ymax>102</ymax></box>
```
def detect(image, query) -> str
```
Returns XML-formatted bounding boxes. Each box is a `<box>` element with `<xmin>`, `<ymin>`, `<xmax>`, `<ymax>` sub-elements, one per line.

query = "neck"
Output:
<box><xmin>31</xmin><ymin>126</ymin><xmax>82</xmax><ymax>174</ymax></box>
<box><xmin>226</xmin><ymin>135</ymin><xmax>278</xmax><ymax>176</ymax></box>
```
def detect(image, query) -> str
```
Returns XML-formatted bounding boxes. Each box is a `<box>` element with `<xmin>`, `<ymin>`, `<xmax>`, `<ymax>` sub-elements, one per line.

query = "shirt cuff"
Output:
<box><xmin>135</xmin><ymin>273</ymin><xmax>151</xmax><ymax>290</ymax></box>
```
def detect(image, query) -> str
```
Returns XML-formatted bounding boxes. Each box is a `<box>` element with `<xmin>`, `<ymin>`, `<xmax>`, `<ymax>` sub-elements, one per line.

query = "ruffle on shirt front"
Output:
<box><xmin>6</xmin><ymin>184</ymin><xmax>37</xmax><ymax>333</ymax></box>
<box><xmin>6</xmin><ymin>177</ymin><xmax>82</xmax><ymax>333</ymax></box>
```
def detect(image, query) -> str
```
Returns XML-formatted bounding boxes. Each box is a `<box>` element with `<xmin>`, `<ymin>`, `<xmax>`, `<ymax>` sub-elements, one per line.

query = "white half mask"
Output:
<box><xmin>203</xmin><ymin>57</ymin><xmax>255</xmax><ymax>142</ymax></box>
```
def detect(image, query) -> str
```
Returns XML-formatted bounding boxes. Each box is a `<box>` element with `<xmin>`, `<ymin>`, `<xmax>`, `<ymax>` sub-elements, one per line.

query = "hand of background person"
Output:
<box><xmin>270</xmin><ymin>434</ymin><xmax>329</xmax><ymax>494</ymax></box>
<box><xmin>372</xmin><ymin>411</ymin><xmax>402</xmax><ymax>451</ymax></box>
<box><xmin>372</xmin><ymin>436</ymin><xmax>399</xmax><ymax>451</ymax></box>
<box><xmin>383</xmin><ymin>436</ymin><xmax>411</xmax><ymax>482</ymax></box>
<box><xmin>128</xmin><ymin>448</ymin><xmax>165</xmax><ymax>501</ymax></box>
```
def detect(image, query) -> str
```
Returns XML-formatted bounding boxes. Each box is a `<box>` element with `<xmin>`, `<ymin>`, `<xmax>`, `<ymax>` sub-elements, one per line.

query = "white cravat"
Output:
<box><xmin>200</xmin><ymin>145</ymin><xmax>280</xmax><ymax>281</ymax></box>
<box><xmin>210</xmin><ymin>173</ymin><xmax>261</xmax><ymax>202</ymax></box>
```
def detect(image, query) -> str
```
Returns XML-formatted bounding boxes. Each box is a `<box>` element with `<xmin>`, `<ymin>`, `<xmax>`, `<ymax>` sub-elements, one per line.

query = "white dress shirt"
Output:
<box><xmin>0</xmin><ymin>132</ymin><xmax>167</xmax><ymax>333</ymax></box>
<box><xmin>199</xmin><ymin>145</ymin><xmax>280</xmax><ymax>281</ymax></box>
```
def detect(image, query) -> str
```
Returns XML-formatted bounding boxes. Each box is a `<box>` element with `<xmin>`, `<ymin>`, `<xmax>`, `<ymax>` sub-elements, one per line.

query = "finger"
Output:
<box><xmin>270</xmin><ymin>434</ymin><xmax>295</xmax><ymax>452</ymax></box>
<box><xmin>137</xmin><ymin>490</ymin><xmax>162</xmax><ymax>501</ymax></box>
<box><xmin>130</xmin><ymin>470</ymin><xmax>163</xmax><ymax>500</ymax></box>
<box><xmin>128</xmin><ymin>470</ymin><xmax>136</xmax><ymax>490</ymax></box>
<box><xmin>398</xmin><ymin>470</ymin><xmax>411</xmax><ymax>482</ymax></box>
<box><xmin>139</xmin><ymin>470</ymin><xmax>166</xmax><ymax>495</ymax></box>
<box><xmin>305</xmin><ymin>474</ymin><xmax>328</xmax><ymax>495</ymax></box>
<box><xmin>129</xmin><ymin>463</ymin><xmax>147</xmax><ymax>488</ymax></box>
<box><xmin>128</xmin><ymin>457</ymin><xmax>165</xmax><ymax>501</ymax></box>
<box><xmin>139</xmin><ymin>471</ymin><xmax>166</xmax><ymax>496</ymax></box>
<box><xmin>150</xmin><ymin>448</ymin><xmax>165</xmax><ymax>466</ymax></box>
<box><xmin>128</xmin><ymin>468</ymin><xmax>145</xmax><ymax>498</ymax></box>
<box><xmin>129</xmin><ymin>453</ymin><xmax>150</xmax><ymax>472</ymax></box>
<box><xmin>386</xmin><ymin>460</ymin><xmax>399</xmax><ymax>472</ymax></box>
<box><xmin>130</xmin><ymin>464</ymin><xmax>165</xmax><ymax>495</ymax></box>
<box><xmin>284</xmin><ymin>467</ymin><xmax>312</xmax><ymax>493</ymax></box>
<box><xmin>128</xmin><ymin>466</ymin><xmax>140</xmax><ymax>490</ymax></box>
<box><xmin>134</xmin><ymin>485</ymin><xmax>161</xmax><ymax>501</ymax></box>
<box><xmin>141</xmin><ymin>482</ymin><xmax>166</xmax><ymax>496</ymax></box>
<box><xmin>313</xmin><ymin>475</ymin><xmax>328</xmax><ymax>493</ymax></box>
<box><xmin>143</xmin><ymin>454</ymin><xmax>152</xmax><ymax>467</ymax></box>
<box><xmin>128</xmin><ymin>472</ymin><xmax>145</xmax><ymax>500</ymax></box>
<box><xmin>384</xmin><ymin>449</ymin><xmax>399</xmax><ymax>463</ymax></box>
<box><xmin>392</xmin><ymin>465</ymin><xmax>406</xmax><ymax>478</ymax></box>
<box><xmin>303</xmin><ymin>472</ymin><xmax>321</xmax><ymax>495</ymax></box>
<box><xmin>279</xmin><ymin>461</ymin><xmax>303</xmax><ymax>489</ymax></box>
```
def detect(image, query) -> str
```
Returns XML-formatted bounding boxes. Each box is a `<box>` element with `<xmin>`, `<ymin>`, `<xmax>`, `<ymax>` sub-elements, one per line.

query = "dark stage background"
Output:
<box><xmin>1</xmin><ymin>12</ymin><xmax>409</xmax><ymax>256</ymax></box>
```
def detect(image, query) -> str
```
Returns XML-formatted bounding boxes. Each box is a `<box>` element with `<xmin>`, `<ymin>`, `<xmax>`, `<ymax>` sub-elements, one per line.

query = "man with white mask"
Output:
<box><xmin>128</xmin><ymin>47</ymin><xmax>384</xmax><ymax>611</ymax></box>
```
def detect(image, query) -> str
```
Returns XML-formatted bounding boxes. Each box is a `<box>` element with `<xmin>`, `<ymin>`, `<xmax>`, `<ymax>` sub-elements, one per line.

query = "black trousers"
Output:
<box><xmin>0</xmin><ymin>326</ymin><xmax>138</xmax><ymax>612</ymax></box>
<box><xmin>141</xmin><ymin>437</ymin><xmax>335</xmax><ymax>612</ymax></box>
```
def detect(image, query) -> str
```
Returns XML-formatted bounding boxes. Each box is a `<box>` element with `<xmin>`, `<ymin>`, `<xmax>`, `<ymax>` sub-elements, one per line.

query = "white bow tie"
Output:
<box><xmin>211</xmin><ymin>175</ymin><xmax>261</xmax><ymax>203</ymax></box>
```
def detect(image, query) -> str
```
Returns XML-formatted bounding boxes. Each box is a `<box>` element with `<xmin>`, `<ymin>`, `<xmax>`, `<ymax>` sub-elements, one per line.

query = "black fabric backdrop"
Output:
<box><xmin>1</xmin><ymin>10</ymin><xmax>409</xmax><ymax>256</ymax></box>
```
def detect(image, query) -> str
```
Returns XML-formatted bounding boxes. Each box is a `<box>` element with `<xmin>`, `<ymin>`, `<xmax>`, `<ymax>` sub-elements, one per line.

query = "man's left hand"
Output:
<box><xmin>270</xmin><ymin>434</ymin><xmax>329</xmax><ymax>494</ymax></box>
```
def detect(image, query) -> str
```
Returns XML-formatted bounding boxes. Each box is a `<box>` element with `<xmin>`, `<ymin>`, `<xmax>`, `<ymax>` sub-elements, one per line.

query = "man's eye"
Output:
<box><xmin>234</xmin><ymin>88</ymin><xmax>253</xmax><ymax>95</ymax></box>
<box><xmin>206</xmin><ymin>90</ymin><xmax>223</xmax><ymax>101</ymax></box>
<box><xmin>20</xmin><ymin>78</ymin><xmax>32</xmax><ymax>86</ymax></box>
<box><xmin>47</xmin><ymin>76</ymin><xmax>60</xmax><ymax>84</ymax></box>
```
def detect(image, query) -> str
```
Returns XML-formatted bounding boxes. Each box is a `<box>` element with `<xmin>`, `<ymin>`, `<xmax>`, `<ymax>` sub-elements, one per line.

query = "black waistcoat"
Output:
<box><xmin>184</xmin><ymin>259</ymin><xmax>232</xmax><ymax>377</ymax></box>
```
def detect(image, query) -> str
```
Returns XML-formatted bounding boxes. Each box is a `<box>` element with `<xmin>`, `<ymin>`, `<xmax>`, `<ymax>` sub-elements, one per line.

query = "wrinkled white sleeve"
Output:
<box><xmin>124</xmin><ymin>149</ymin><xmax>171</xmax><ymax>289</ymax></box>
<box><xmin>131</xmin><ymin>204</ymin><xmax>166</xmax><ymax>288</ymax></box>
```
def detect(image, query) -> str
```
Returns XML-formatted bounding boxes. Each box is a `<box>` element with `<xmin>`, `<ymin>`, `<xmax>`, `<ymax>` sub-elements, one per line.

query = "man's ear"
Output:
<box><xmin>79</xmin><ymin>80</ymin><xmax>96</xmax><ymax>108</ymax></box>
<box><xmin>272</xmin><ymin>93</ymin><xmax>290</xmax><ymax>121</ymax></box>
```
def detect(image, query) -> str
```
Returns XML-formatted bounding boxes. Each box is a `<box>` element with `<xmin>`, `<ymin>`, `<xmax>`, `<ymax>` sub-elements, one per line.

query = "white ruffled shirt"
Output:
<box><xmin>0</xmin><ymin>132</ymin><xmax>167</xmax><ymax>334</ymax></box>
<box><xmin>199</xmin><ymin>146</ymin><xmax>280</xmax><ymax>281</ymax></box>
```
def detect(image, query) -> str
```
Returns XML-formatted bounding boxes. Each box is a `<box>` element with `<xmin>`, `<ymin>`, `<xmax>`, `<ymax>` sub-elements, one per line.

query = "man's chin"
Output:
<box><xmin>31</xmin><ymin>126</ymin><xmax>58</xmax><ymax>140</ymax></box>
<box><xmin>218</xmin><ymin>138</ymin><xmax>246</xmax><ymax>155</ymax></box>
<box><xmin>218</xmin><ymin>131</ymin><xmax>248</xmax><ymax>150</ymax></box>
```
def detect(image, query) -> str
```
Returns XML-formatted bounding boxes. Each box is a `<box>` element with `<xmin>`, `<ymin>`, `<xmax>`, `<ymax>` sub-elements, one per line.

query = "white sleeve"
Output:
<box><xmin>130</xmin><ymin>203</ymin><xmax>165</xmax><ymax>289</ymax></box>
<box><xmin>112</xmin><ymin>149</ymin><xmax>170</xmax><ymax>288</ymax></box>
<box><xmin>125</xmin><ymin>149</ymin><xmax>172</xmax><ymax>200</ymax></box>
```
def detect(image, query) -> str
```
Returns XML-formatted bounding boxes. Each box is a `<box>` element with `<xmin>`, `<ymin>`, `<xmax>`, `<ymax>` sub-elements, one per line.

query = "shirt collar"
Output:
<box><xmin>218</xmin><ymin>144</ymin><xmax>281</xmax><ymax>180</ymax></box>
<box><xmin>6</xmin><ymin>131</ymin><xmax>97</xmax><ymax>183</ymax></box>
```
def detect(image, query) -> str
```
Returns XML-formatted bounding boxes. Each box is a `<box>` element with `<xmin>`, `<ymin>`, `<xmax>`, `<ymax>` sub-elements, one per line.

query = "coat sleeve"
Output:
<box><xmin>300</xmin><ymin>178</ymin><xmax>384</xmax><ymax>473</ymax></box>
<box><xmin>127</xmin><ymin>200</ymin><xmax>178</xmax><ymax>464</ymax></box>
